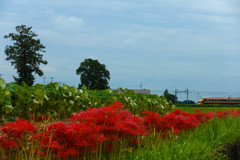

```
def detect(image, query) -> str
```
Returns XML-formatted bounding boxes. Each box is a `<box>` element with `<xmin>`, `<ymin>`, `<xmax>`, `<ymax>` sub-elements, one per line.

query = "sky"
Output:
<box><xmin>0</xmin><ymin>0</ymin><xmax>240</xmax><ymax>102</ymax></box>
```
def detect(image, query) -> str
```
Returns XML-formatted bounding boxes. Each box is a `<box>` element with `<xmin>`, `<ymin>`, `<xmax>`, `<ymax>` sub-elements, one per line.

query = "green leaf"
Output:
<box><xmin>33</xmin><ymin>99</ymin><xmax>39</xmax><ymax>104</ymax></box>
<box><xmin>69</xmin><ymin>100</ymin><xmax>74</xmax><ymax>106</ymax></box>
<box><xmin>3</xmin><ymin>117</ymin><xmax>15</xmax><ymax>123</ymax></box>
<box><xmin>4</xmin><ymin>90</ymin><xmax>11</xmax><ymax>98</ymax></box>
<box><xmin>62</xmin><ymin>84</ymin><xmax>68</xmax><ymax>90</ymax></box>
<box><xmin>50</xmin><ymin>110</ymin><xmax>58</xmax><ymax>117</ymax></box>
<box><xmin>97</xmin><ymin>92</ymin><xmax>107</xmax><ymax>99</ymax></box>
<box><xmin>34</xmin><ymin>88</ymin><xmax>46</xmax><ymax>105</ymax></box>
<box><xmin>0</xmin><ymin>78</ymin><xmax>6</xmax><ymax>89</ymax></box>
<box><xmin>3</xmin><ymin>104</ymin><xmax>14</xmax><ymax>113</ymax></box>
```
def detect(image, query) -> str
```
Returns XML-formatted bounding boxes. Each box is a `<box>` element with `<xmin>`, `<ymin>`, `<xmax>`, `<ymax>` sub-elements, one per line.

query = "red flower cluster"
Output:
<box><xmin>0</xmin><ymin>119</ymin><xmax>35</xmax><ymax>151</ymax></box>
<box><xmin>142</xmin><ymin>109</ymin><xmax>240</xmax><ymax>135</ymax></box>
<box><xmin>69</xmin><ymin>101</ymin><xmax>146</xmax><ymax>137</ymax></box>
<box><xmin>142</xmin><ymin>109</ymin><xmax>213</xmax><ymax>134</ymax></box>
<box><xmin>38</xmin><ymin>102</ymin><xmax>147</xmax><ymax>158</ymax></box>
<box><xmin>29</xmin><ymin>114</ymin><xmax>50</xmax><ymax>122</ymax></box>
<box><xmin>1</xmin><ymin>102</ymin><xmax>240</xmax><ymax>159</ymax></box>
<box><xmin>1</xmin><ymin>119</ymin><xmax>35</xmax><ymax>139</ymax></box>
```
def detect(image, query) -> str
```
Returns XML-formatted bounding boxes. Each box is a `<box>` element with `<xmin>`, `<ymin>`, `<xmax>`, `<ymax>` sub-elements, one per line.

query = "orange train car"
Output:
<box><xmin>198</xmin><ymin>97</ymin><xmax>240</xmax><ymax>105</ymax></box>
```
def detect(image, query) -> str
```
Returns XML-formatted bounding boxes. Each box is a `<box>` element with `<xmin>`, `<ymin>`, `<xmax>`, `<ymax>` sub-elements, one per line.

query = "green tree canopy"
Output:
<box><xmin>163</xmin><ymin>89</ymin><xmax>178</xmax><ymax>103</ymax></box>
<box><xmin>181</xmin><ymin>100</ymin><xmax>196</xmax><ymax>104</ymax></box>
<box><xmin>76</xmin><ymin>58</ymin><xmax>110</xmax><ymax>90</ymax></box>
<box><xmin>4</xmin><ymin>25</ymin><xmax>47</xmax><ymax>86</ymax></box>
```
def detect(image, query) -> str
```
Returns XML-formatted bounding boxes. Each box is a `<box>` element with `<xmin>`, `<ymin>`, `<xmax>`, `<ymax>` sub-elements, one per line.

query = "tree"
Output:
<box><xmin>4</xmin><ymin>25</ymin><xmax>47</xmax><ymax>86</ymax></box>
<box><xmin>163</xmin><ymin>89</ymin><xmax>178</xmax><ymax>103</ymax></box>
<box><xmin>182</xmin><ymin>100</ymin><xmax>196</xmax><ymax>104</ymax></box>
<box><xmin>76</xmin><ymin>58</ymin><xmax>110</xmax><ymax>90</ymax></box>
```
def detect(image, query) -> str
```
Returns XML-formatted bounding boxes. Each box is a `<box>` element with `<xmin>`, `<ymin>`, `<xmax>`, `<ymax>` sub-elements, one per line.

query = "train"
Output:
<box><xmin>197</xmin><ymin>97</ymin><xmax>240</xmax><ymax>105</ymax></box>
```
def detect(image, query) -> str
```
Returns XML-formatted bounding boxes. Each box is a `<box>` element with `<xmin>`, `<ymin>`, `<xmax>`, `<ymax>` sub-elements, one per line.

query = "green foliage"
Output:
<box><xmin>4</xmin><ymin>25</ymin><xmax>47</xmax><ymax>86</ymax></box>
<box><xmin>164</xmin><ymin>89</ymin><xmax>177</xmax><ymax>103</ymax></box>
<box><xmin>178</xmin><ymin>100</ymin><xmax>196</xmax><ymax>104</ymax></box>
<box><xmin>76</xmin><ymin>58</ymin><xmax>110</xmax><ymax>90</ymax></box>
<box><xmin>0</xmin><ymin>78</ymin><xmax>6</xmax><ymax>89</ymax></box>
<box><xmin>0</xmin><ymin>78</ymin><xmax>170</xmax><ymax>120</ymax></box>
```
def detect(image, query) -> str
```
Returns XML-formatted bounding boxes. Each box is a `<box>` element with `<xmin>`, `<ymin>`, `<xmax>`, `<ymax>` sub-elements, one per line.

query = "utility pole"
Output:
<box><xmin>43</xmin><ymin>76</ymin><xmax>46</xmax><ymax>85</ymax></box>
<box><xmin>50</xmin><ymin>77</ymin><xmax>53</xmax><ymax>83</ymax></box>
<box><xmin>140</xmin><ymin>82</ymin><xmax>142</xmax><ymax>90</ymax></box>
<box><xmin>175</xmin><ymin>88</ymin><xmax>189</xmax><ymax>104</ymax></box>
<box><xmin>175</xmin><ymin>88</ymin><xmax>178</xmax><ymax>103</ymax></box>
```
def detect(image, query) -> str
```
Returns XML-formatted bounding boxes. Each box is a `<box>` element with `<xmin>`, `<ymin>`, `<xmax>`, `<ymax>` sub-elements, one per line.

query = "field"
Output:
<box><xmin>173</xmin><ymin>104</ymin><xmax>240</xmax><ymax>113</ymax></box>
<box><xmin>1</xmin><ymin>79</ymin><xmax>240</xmax><ymax>159</ymax></box>
<box><xmin>1</xmin><ymin>104</ymin><xmax>240</xmax><ymax>159</ymax></box>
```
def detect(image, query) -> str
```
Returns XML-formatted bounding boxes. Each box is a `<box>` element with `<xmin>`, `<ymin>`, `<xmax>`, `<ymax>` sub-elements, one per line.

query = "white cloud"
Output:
<box><xmin>122</xmin><ymin>32</ymin><xmax>147</xmax><ymax>46</ymax></box>
<box><xmin>36</xmin><ymin>29</ymin><xmax>63</xmax><ymax>44</ymax></box>
<box><xmin>181</xmin><ymin>13</ymin><xmax>239</xmax><ymax>23</ymax></box>
<box><xmin>53</xmin><ymin>15</ymin><xmax>85</xmax><ymax>31</ymax></box>
<box><xmin>177</xmin><ymin>0</ymin><xmax>240</xmax><ymax>14</ymax></box>
<box><xmin>41</xmin><ymin>66</ymin><xmax>57</xmax><ymax>73</ymax></box>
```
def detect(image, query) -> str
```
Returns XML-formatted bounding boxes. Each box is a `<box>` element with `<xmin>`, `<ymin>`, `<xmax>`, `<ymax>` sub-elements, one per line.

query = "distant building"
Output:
<box><xmin>112</xmin><ymin>89</ymin><xmax>151</xmax><ymax>94</ymax></box>
<box><xmin>132</xmin><ymin>89</ymin><xmax>150</xmax><ymax>94</ymax></box>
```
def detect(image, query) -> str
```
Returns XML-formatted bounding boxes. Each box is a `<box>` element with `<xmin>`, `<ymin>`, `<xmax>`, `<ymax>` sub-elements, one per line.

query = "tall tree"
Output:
<box><xmin>4</xmin><ymin>25</ymin><xmax>47</xmax><ymax>85</ymax></box>
<box><xmin>76</xmin><ymin>58</ymin><xmax>110</xmax><ymax>90</ymax></box>
<box><xmin>164</xmin><ymin>89</ymin><xmax>178</xmax><ymax>103</ymax></box>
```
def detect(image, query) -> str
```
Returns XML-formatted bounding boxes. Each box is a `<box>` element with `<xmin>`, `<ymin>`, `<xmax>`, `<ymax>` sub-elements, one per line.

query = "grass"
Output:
<box><xmin>127</xmin><ymin>116</ymin><xmax>240</xmax><ymax>160</ymax></box>
<box><xmin>164</xmin><ymin>104</ymin><xmax>240</xmax><ymax>114</ymax></box>
<box><xmin>174</xmin><ymin>107</ymin><xmax>240</xmax><ymax>113</ymax></box>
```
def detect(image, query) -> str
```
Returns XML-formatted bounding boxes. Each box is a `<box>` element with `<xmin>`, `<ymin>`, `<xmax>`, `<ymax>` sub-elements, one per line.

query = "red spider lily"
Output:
<box><xmin>69</xmin><ymin>102</ymin><xmax>147</xmax><ymax>137</ymax></box>
<box><xmin>43</xmin><ymin>140</ymin><xmax>64</xmax><ymax>151</ymax></box>
<box><xmin>1</xmin><ymin>119</ymin><xmax>35</xmax><ymax>139</ymax></box>
<box><xmin>54</xmin><ymin>147</ymin><xmax>78</xmax><ymax>159</ymax></box>
<box><xmin>195</xmin><ymin>109</ymin><xmax>200</xmax><ymax>113</ymax></box>
<box><xmin>29</xmin><ymin>148</ymin><xmax>45</xmax><ymax>157</ymax></box>
<box><xmin>0</xmin><ymin>139</ymin><xmax>18</xmax><ymax>150</ymax></box>
<box><xmin>36</xmin><ymin>115</ymin><xmax>50</xmax><ymax>122</ymax></box>
<box><xmin>142</xmin><ymin>109</ymin><xmax>212</xmax><ymax>134</ymax></box>
<box><xmin>2</xmin><ymin>102</ymin><xmax>240</xmax><ymax>159</ymax></box>
<box><xmin>42</xmin><ymin>102</ymin><xmax>147</xmax><ymax>158</ymax></box>
<box><xmin>29</xmin><ymin>114</ymin><xmax>34</xmax><ymax>121</ymax></box>
<box><xmin>29</xmin><ymin>114</ymin><xmax>50</xmax><ymax>122</ymax></box>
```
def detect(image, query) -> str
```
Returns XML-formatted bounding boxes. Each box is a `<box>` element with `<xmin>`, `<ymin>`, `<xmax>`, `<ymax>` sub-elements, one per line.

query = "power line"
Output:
<box><xmin>152</xmin><ymin>90</ymin><xmax>240</xmax><ymax>94</ymax></box>
<box><xmin>175</xmin><ymin>89</ymin><xmax>189</xmax><ymax>104</ymax></box>
<box><xmin>189</xmin><ymin>90</ymin><xmax>240</xmax><ymax>94</ymax></box>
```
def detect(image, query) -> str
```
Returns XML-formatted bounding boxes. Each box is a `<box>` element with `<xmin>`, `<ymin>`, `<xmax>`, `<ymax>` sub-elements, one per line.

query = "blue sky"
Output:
<box><xmin>0</xmin><ymin>0</ymin><xmax>240</xmax><ymax>102</ymax></box>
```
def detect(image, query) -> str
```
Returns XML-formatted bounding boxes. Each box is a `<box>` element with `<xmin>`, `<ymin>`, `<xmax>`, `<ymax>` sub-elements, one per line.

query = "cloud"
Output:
<box><xmin>175</xmin><ymin>0</ymin><xmax>240</xmax><ymax>14</ymax></box>
<box><xmin>53</xmin><ymin>15</ymin><xmax>85</xmax><ymax>31</ymax></box>
<box><xmin>181</xmin><ymin>13</ymin><xmax>239</xmax><ymax>24</ymax></box>
<box><xmin>41</xmin><ymin>66</ymin><xmax>57</xmax><ymax>73</ymax></box>
<box><xmin>36</xmin><ymin>29</ymin><xmax>62</xmax><ymax>43</ymax></box>
<box><xmin>122</xmin><ymin>32</ymin><xmax>147</xmax><ymax>46</ymax></box>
